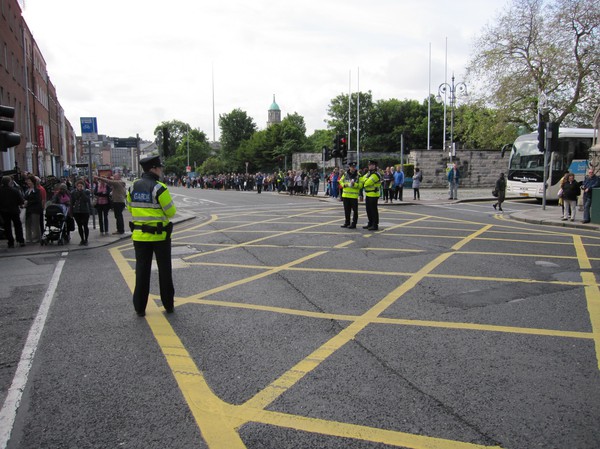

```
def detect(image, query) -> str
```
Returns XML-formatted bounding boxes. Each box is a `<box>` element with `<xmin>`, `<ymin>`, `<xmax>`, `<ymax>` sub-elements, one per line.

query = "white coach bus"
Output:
<box><xmin>505</xmin><ymin>128</ymin><xmax>596</xmax><ymax>201</ymax></box>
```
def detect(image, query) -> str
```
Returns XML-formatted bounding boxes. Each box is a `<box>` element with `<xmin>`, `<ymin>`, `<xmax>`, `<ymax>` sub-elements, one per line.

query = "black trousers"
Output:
<box><xmin>133</xmin><ymin>239</ymin><xmax>174</xmax><ymax>313</ymax></box>
<box><xmin>342</xmin><ymin>197</ymin><xmax>358</xmax><ymax>225</ymax></box>
<box><xmin>112</xmin><ymin>202</ymin><xmax>125</xmax><ymax>233</ymax></box>
<box><xmin>365</xmin><ymin>196</ymin><xmax>379</xmax><ymax>226</ymax></box>
<box><xmin>1</xmin><ymin>211</ymin><xmax>25</xmax><ymax>245</ymax></box>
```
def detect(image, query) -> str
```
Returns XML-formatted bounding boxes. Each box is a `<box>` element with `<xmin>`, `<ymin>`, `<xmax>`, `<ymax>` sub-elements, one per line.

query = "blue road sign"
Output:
<box><xmin>80</xmin><ymin>117</ymin><xmax>98</xmax><ymax>141</ymax></box>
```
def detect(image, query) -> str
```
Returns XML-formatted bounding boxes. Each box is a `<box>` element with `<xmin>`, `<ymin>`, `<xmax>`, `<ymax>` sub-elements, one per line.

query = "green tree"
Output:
<box><xmin>326</xmin><ymin>91</ymin><xmax>374</xmax><ymax>150</ymax></box>
<box><xmin>200</xmin><ymin>156</ymin><xmax>226</xmax><ymax>175</ymax></box>
<box><xmin>218</xmin><ymin>109</ymin><xmax>257</xmax><ymax>164</ymax></box>
<box><xmin>467</xmin><ymin>0</ymin><xmax>600</xmax><ymax>127</ymax></box>
<box><xmin>175</xmin><ymin>128</ymin><xmax>212</xmax><ymax>168</ymax></box>
<box><xmin>307</xmin><ymin>129</ymin><xmax>336</xmax><ymax>153</ymax></box>
<box><xmin>154</xmin><ymin>120</ymin><xmax>190</xmax><ymax>158</ymax></box>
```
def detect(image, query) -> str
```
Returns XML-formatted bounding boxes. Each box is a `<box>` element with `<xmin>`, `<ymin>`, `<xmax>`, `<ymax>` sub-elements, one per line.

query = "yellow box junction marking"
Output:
<box><xmin>109</xmin><ymin>207</ymin><xmax>598</xmax><ymax>449</ymax></box>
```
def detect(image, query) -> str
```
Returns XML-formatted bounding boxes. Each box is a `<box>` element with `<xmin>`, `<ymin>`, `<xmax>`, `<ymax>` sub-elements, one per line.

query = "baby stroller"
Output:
<box><xmin>41</xmin><ymin>204</ymin><xmax>70</xmax><ymax>246</ymax></box>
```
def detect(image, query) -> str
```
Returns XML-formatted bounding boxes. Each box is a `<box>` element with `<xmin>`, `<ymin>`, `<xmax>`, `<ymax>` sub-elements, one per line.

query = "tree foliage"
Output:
<box><xmin>154</xmin><ymin>120</ymin><xmax>190</xmax><ymax>158</ymax></box>
<box><xmin>218</xmin><ymin>109</ymin><xmax>257</xmax><ymax>162</ymax></box>
<box><xmin>467</xmin><ymin>0</ymin><xmax>600</xmax><ymax>127</ymax></box>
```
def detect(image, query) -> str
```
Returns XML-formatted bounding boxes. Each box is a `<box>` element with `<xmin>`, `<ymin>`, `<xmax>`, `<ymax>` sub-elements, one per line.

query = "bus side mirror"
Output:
<box><xmin>500</xmin><ymin>144</ymin><xmax>513</xmax><ymax>158</ymax></box>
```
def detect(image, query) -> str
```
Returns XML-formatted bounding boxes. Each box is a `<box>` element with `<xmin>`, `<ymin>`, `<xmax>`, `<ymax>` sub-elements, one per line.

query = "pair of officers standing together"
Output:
<box><xmin>339</xmin><ymin>160</ymin><xmax>381</xmax><ymax>231</ymax></box>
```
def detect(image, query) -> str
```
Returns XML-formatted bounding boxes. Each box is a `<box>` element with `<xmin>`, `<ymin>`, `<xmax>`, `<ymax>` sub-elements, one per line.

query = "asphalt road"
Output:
<box><xmin>1</xmin><ymin>188</ymin><xmax>599</xmax><ymax>449</ymax></box>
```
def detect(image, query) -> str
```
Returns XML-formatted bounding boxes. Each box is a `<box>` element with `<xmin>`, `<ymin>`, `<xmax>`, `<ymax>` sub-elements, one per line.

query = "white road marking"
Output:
<box><xmin>0</xmin><ymin>259</ymin><xmax>66</xmax><ymax>449</ymax></box>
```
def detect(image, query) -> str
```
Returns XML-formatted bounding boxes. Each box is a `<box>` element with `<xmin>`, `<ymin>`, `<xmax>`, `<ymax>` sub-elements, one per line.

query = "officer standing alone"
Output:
<box><xmin>361</xmin><ymin>160</ymin><xmax>382</xmax><ymax>231</ymax></box>
<box><xmin>339</xmin><ymin>162</ymin><xmax>360</xmax><ymax>229</ymax></box>
<box><xmin>127</xmin><ymin>155</ymin><xmax>177</xmax><ymax>317</ymax></box>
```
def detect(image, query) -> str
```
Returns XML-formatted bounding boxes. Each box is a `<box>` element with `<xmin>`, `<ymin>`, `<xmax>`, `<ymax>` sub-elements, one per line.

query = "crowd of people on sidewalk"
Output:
<box><xmin>0</xmin><ymin>172</ymin><xmax>127</xmax><ymax>248</ymax></box>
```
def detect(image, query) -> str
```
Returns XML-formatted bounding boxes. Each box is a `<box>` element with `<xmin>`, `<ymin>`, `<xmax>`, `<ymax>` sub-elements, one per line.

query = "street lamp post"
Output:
<box><xmin>436</xmin><ymin>74</ymin><xmax>468</xmax><ymax>160</ymax></box>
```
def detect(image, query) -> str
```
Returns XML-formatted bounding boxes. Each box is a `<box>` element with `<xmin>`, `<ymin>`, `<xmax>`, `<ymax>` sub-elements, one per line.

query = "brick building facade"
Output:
<box><xmin>0</xmin><ymin>0</ymin><xmax>76</xmax><ymax>177</ymax></box>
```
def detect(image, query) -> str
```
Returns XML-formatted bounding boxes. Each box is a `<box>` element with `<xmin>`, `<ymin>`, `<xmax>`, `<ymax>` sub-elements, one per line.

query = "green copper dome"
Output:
<box><xmin>269</xmin><ymin>94</ymin><xmax>280</xmax><ymax>111</ymax></box>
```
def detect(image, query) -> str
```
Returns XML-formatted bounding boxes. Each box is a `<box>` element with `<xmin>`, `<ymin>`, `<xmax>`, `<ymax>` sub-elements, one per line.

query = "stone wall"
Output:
<box><xmin>409</xmin><ymin>150</ymin><xmax>508</xmax><ymax>188</ymax></box>
<box><xmin>292</xmin><ymin>150</ymin><xmax>508</xmax><ymax>188</ymax></box>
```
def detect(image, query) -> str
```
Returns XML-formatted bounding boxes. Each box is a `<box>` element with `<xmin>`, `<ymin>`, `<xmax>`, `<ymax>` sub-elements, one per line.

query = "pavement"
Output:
<box><xmin>1</xmin><ymin>187</ymin><xmax>597</xmax><ymax>258</ymax></box>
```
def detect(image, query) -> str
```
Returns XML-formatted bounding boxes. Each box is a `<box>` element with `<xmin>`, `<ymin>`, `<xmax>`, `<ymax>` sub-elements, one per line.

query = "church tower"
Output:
<box><xmin>267</xmin><ymin>94</ymin><xmax>281</xmax><ymax>127</ymax></box>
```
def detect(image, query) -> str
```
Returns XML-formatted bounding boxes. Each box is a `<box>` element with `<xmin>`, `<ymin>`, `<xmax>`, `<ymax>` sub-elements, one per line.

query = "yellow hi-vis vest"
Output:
<box><xmin>339</xmin><ymin>172</ymin><xmax>361</xmax><ymax>199</ymax></box>
<box><xmin>126</xmin><ymin>173</ymin><xmax>176</xmax><ymax>242</ymax></box>
<box><xmin>361</xmin><ymin>170</ymin><xmax>381</xmax><ymax>197</ymax></box>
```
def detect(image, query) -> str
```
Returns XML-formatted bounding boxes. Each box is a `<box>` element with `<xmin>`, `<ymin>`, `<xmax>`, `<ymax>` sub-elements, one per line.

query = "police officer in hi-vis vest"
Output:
<box><xmin>361</xmin><ymin>160</ymin><xmax>382</xmax><ymax>231</ymax></box>
<box><xmin>127</xmin><ymin>155</ymin><xmax>177</xmax><ymax>317</ymax></box>
<box><xmin>339</xmin><ymin>162</ymin><xmax>360</xmax><ymax>229</ymax></box>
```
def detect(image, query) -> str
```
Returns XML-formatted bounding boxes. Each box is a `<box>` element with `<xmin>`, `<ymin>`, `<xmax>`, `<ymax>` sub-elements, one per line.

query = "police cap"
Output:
<box><xmin>139</xmin><ymin>155</ymin><xmax>164</xmax><ymax>171</ymax></box>
<box><xmin>347</xmin><ymin>161</ymin><xmax>356</xmax><ymax>168</ymax></box>
<box><xmin>367</xmin><ymin>159</ymin><xmax>377</xmax><ymax>166</ymax></box>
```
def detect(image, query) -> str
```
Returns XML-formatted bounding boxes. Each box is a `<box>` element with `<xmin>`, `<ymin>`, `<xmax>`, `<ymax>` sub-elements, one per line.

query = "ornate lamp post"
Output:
<box><xmin>436</xmin><ymin>74</ymin><xmax>468</xmax><ymax>157</ymax></box>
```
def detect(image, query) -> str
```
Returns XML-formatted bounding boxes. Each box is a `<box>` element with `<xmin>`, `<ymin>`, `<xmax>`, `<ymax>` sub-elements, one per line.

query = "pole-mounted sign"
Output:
<box><xmin>80</xmin><ymin>117</ymin><xmax>98</xmax><ymax>141</ymax></box>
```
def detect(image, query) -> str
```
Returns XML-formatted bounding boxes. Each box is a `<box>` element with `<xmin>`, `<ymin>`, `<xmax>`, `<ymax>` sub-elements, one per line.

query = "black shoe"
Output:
<box><xmin>348</xmin><ymin>224</ymin><xmax>356</xmax><ymax>229</ymax></box>
<box><xmin>165</xmin><ymin>307</ymin><xmax>174</xmax><ymax>314</ymax></box>
<box><xmin>367</xmin><ymin>226</ymin><xmax>378</xmax><ymax>231</ymax></box>
<box><xmin>493</xmin><ymin>203</ymin><xmax>497</xmax><ymax>210</ymax></box>
<box><xmin>136</xmin><ymin>311</ymin><xmax>146</xmax><ymax>317</ymax></box>
<box><xmin>340</xmin><ymin>224</ymin><xmax>349</xmax><ymax>228</ymax></box>
<box><xmin>498</xmin><ymin>207</ymin><xmax>503</xmax><ymax>211</ymax></box>
<box><xmin>362</xmin><ymin>225</ymin><xmax>372</xmax><ymax>229</ymax></box>
<box><xmin>7</xmin><ymin>243</ymin><xmax>14</xmax><ymax>248</ymax></box>
<box><xmin>19</xmin><ymin>242</ymin><xmax>25</xmax><ymax>247</ymax></box>
<box><xmin>583</xmin><ymin>220</ymin><xmax>591</xmax><ymax>223</ymax></box>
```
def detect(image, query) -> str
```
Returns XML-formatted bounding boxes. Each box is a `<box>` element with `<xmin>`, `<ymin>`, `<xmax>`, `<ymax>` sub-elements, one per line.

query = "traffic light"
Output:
<box><xmin>323</xmin><ymin>146</ymin><xmax>332</xmax><ymax>161</ymax></box>
<box><xmin>548</xmin><ymin>122</ymin><xmax>559</xmax><ymax>152</ymax></box>
<box><xmin>331</xmin><ymin>134</ymin><xmax>340</xmax><ymax>157</ymax></box>
<box><xmin>0</xmin><ymin>105</ymin><xmax>21</xmax><ymax>152</ymax></box>
<box><xmin>339</xmin><ymin>136</ymin><xmax>347</xmax><ymax>158</ymax></box>
<box><xmin>537</xmin><ymin>118</ymin><xmax>546</xmax><ymax>152</ymax></box>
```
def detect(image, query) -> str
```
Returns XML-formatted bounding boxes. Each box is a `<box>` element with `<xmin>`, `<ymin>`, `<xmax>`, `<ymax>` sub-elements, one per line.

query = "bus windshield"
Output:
<box><xmin>509</xmin><ymin>134</ymin><xmax>592</xmax><ymax>176</ymax></box>
<box><xmin>509</xmin><ymin>138</ymin><xmax>544</xmax><ymax>172</ymax></box>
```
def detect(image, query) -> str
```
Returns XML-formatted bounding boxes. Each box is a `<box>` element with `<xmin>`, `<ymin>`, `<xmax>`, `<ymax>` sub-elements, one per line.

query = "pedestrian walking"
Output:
<box><xmin>127</xmin><ymin>155</ymin><xmax>177</xmax><ymax>317</ymax></box>
<box><xmin>447</xmin><ymin>163</ymin><xmax>460</xmax><ymax>200</ymax></box>
<box><xmin>71</xmin><ymin>179</ymin><xmax>93</xmax><ymax>245</ymax></box>
<box><xmin>361</xmin><ymin>160</ymin><xmax>382</xmax><ymax>231</ymax></box>
<box><xmin>412</xmin><ymin>168</ymin><xmax>422</xmax><ymax>200</ymax></box>
<box><xmin>339</xmin><ymin>162</ymin><xmax>360</xmax><ymax>229</ymax></box>
<box><xmin>560</xmin><ymin>173</ymin><xmax>580</xmax><ymax>221</ymax></box>
<box><xmin>393</xmin><ymin>166</ymin><xmax>404</xmax><ymax>201</ymax></box>
<box><xmin>581</xmin><ymin>169</ymin><xmax>600</xmax><ymax>223</ymax></box>
<box><xmin>0</xmin><ymin>175</ymin><xmax>25</xmax><ymax>248</ymax></box>
<box><xmin>95</xmin><ymin>173</ymin><xmax>127</xmax><ymax>235</ymax></box>
<box><xmin>94</xmin><ymin>179</ymin><xmax>112</xmax><ymax>235</ymax></box>
<box><xmin>23</xmin><ymin>175</ymin><xmax>43</xmax><ymax>244</ymax></box>
<box><xmin>492</xmin><ymin>173</ymin><xmax>507</xmax><ymax>212</ymax></box>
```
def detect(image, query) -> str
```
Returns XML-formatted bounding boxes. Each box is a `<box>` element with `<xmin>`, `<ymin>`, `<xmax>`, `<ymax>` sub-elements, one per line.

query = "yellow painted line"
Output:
<box><xmin>372</xmin><ymin>317</ymin><xmax>593</xmax><ymax>340</ymax></box>
<box><xmin>459</xmin><ymin>251</ymin><xmax>578</xmax><ymax>260</ymax></box>
<box><xmin>241</xmin><ymin>251</ymin><xmax>454</xmax><ymax>412</ymax></box>
<box><xmin>334</xmin><ymin>240</ymin><xmax>354</xmax><ymax>248</ymax></box>
<box><xmin>360</xmin><ymin>247</ymin><xmax>424</xmax><ymax>253</ymax></box>
<box><xmin>582</xmin><ymin>272</ymin><xmax>600</xmax><ymax>370</ymax></box>
<box><xmin>250</xmin><ymin>409</ymin><xmax>502</xmax><ymax>449</ymax></box>
<box><xmin>185</xmin><ymin>251</ymin><xmax>328</xmax><ymax>301</ymax></box>
<box><xmin>177</xmin><ymin>261</ymin><xmax>592</xmax><ymax>287</ymax></box>
<box><xmin>573</xmin><ymin>235</ymin><xmax>592</xmax><ymax>270</ymax></box>
<box><xmin>377</xmin><ymin>215</ymin><xmax>430</xmax><ymax>233</ymax></box>
<box><xmin>109</xmin><ymin>247</ymin><xmax>248</xmax><ymax>448</ymax></box>
<box><xmin>175</xmin><ymin>297</ymin><xmax>592</xmax><ymax>340</ymax></box>
<box><xmin>183</xmin><ymin>216</ymin><xmax>341</xmax><ymax>261</ymax></box>
<box><xmin>475</xmin><ymin>237</ymin><xmax>574</xmax><ymax>245</ymax></box>
<box><xmin>452</xmin><ymin>225</ymin><xmax>492</xmax><ymax>251</ymax></box>
<box><xmin>574</xmin><ymin>235</ymin><xmax>600</xmax><ymax>370</ymax></box>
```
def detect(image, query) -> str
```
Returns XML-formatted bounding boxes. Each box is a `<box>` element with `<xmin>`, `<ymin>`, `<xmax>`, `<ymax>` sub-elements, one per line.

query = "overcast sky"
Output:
<box><xmin>22</xmin><ymin>0</ymin><xmax>505</xmax><ymax>142</ymax></box>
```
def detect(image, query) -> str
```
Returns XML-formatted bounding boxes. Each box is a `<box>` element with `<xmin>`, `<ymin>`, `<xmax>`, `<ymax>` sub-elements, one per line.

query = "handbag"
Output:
<box><xmin>557</xmin><ymin>188</ymin><xmax>563</xmax><ymax>198</ymax></box>
<box><xmin>92</xmin><ymin>197</ymin><xmax>98</xmax><ymax>207</ymax></box>
<box><xmin>492</xmin><ymin>189</ymin><xmax>498</xmax><ymax>197</ymax></box>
